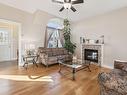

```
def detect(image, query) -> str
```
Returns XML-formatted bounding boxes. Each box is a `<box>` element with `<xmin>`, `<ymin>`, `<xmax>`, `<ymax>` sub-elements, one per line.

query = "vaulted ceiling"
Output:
<box><xmin>0</xmin><ymin>0</ymin><xmax>127</xmax><ymax>21</ymax></box>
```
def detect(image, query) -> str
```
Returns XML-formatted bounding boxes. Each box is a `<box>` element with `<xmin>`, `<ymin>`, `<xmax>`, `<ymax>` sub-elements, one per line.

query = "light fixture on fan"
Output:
<box><xmin>64</xmin><ymin>3</ymin><xmax>72</xmax><ymax>9</ymax></box>
<box><xmin>52</xmin><ymin>0</ymin><xmax>84</xmax><ymax>12</ymax></box>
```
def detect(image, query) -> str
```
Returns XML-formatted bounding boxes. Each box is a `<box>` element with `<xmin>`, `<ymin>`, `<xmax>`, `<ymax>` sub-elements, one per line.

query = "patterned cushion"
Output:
<box><xmin>48</xmin><ymin>57</ymin><xmax>57</xmax><ymax>62</ymax></box>
<box><xmin>63</xmin><ymin>50</ymin><xmax>68</xmax><ymax>55</ymax></box>
<box><xmin>52</xmin><ymin>51</ymin><xmax>57</xmax><ymax>56</ymax></box>
<box><xmin>47</xmin><ymin>52</ymin><xmax>52</xmax><ymax>57</ymax></box>
<box><xmin>111</xmin><ymin>69</ymin><xmax>127</xmax><ymax>77</ymax></box>
<box><xmin>98</xmin><ymin>72</ymin><xmax>127</xmax><ymax>95</ymax></box>
<box><xmin>98</xmin><ymin>61</ymin><xmax>127</xmax><ymax>95</ymax></box>
<box><xmin>58</xmin><ymin>50</ymin><xmax>64</xmax><ymax>55</ymax></box>
<box><xmin>114</xmin><ymin>60</ymin><xmax>127</xmax><ymax>72</ymax></box>
<box><xmin>123</xmin><ymin>65</ymin><xmax>127</xmax><ymax>72</ymax></box>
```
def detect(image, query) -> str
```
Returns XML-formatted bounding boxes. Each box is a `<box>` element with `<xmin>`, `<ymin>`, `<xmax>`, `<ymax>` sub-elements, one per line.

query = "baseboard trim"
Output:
<box><xmin>102</xmin><ymin>65</ymin><xmax>113</xmax><ymax>69</ymax></box>
<box><xmin>0</xmin><ymin>59</ymin><xmax>17</xmax><ymax>63</ymax></box>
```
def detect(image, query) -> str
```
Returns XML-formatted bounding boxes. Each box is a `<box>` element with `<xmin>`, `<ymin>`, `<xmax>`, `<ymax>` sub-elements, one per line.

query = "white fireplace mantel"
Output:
<box><xmin>81</xmin><ymin>43</ymin><xmax>104</xmax><ymax>46</ymax></box>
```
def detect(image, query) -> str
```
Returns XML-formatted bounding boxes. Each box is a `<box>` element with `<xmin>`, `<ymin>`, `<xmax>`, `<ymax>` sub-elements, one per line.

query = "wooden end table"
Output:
<box><xmin>22</xmin><ymin>55</ymin><xmax>38</xmax><ymax>69</ymax></box>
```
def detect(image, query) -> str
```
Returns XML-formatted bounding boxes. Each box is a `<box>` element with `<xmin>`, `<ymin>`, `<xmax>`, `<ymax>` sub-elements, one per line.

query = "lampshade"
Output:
<box><xmin>64</xmin><ymin>3</ymin><xmax>72</xmax><ymax>9</ymax></box>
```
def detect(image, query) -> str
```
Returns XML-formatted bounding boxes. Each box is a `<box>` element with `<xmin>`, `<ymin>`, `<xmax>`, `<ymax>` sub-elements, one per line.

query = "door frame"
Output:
<box><xmin>0</xmin><ymin>19</ymin><xmax>22</xmax><ymax>66</ymax></box>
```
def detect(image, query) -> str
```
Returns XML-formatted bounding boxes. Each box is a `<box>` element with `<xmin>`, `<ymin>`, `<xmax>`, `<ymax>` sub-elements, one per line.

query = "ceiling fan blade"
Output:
<box><xmin>72</xmin><ymin>0</ymin><xmax>84</xmax><ymax>4</ymax></box>
<box><xmin>59</xmin><ymin>7</ymin><xmax>65</xmax><ymax>12</ymax></box>
<box><xmin>68</xmin><ymin>0</ymin><xmax>71</xmax><ymax>3</ymax></box>
<box><xmin>64</xmin><ymin>0</ymin><xmax>71</xmax><ymax>3</ymax></box>
<box><xmin>52</xmin><ymin>0</ymin><xmax>64</xmax><ymax>4</ymax></box>
<box><xmin>71</xmin><ymin>6</ymin><xmax>76</xmax><ymax>12</ymax></box>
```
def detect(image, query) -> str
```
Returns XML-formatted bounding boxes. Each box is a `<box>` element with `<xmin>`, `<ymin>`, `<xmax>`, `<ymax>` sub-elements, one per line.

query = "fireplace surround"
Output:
<box><xmin>82</xmin><ymin>44</ymin><xmax>104</xmax><ymax>66</ymax></box>
<box><xmin>84</xmin><ymin>49</ymin><xmax>98</xmax><ymax>63</ymax></box>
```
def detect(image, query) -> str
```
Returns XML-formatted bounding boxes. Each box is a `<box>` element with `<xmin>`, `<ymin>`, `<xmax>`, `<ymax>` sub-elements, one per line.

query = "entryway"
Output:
<box><xmin>0</xmin><ymin>19</ymin><xmax>21</xmax><ymax>64</ymax></box>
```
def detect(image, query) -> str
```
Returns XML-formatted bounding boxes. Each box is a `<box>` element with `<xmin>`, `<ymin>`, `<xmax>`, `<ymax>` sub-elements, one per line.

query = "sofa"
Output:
<box><xmin>37</xmin><ymin>47</ymin><xmax>72</xmax><ymax>67</ymax></box>
<box><xmin>98</xmin><ymin>60</ymin><xmax>127</xmax><ymax>95</ymax></box>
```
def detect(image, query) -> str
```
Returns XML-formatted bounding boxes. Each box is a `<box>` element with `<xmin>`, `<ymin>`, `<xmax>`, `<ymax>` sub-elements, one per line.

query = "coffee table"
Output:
<box><xmin>58</xmin><ymin>60</ymin><xmax>91</xmax><ymax>80</ymax></box>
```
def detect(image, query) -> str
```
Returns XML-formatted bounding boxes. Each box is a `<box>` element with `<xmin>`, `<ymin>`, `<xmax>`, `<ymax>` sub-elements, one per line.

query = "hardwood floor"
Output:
<box><xmin>0</xmin><ymin>61</ymin><xmax>110</xmax><ymax>95</ymax></box>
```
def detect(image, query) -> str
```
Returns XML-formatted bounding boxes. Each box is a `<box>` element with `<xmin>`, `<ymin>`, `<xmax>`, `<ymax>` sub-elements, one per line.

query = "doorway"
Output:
<box><xmin>0</xmin><ymin>19</ymin><xmax>21</xmax><ymax>64</ymax></box>
<box><xmin>0</xmin><ymin>28</ymin><xmax>11</xmax><ymax>61</ymax></box>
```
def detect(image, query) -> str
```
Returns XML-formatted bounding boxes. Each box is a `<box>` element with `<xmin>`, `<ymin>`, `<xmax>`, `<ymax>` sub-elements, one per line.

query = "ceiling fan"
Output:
<box><xmin>52</xmin><ymin>0</ymin><xmax>84</xmax><ymax>12</ymax></box>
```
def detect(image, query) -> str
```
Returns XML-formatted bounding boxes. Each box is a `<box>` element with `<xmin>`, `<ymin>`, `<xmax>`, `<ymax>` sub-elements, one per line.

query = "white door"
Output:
<box><xmin>0</xmin><ymin>29</ymin><xmax>11</xmax><ymax>61</ymax></box>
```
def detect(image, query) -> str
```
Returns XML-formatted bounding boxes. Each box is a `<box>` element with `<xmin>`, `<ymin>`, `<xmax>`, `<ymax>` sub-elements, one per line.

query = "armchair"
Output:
<box><xmin>98</xmin><ymin>60</ymin><xmax>127</xmax><ymax>95</ymax></box>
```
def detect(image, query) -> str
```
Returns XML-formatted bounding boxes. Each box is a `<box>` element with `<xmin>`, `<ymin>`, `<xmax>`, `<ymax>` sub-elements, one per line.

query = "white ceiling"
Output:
<box><xmin>0</xmin><ymin>0</ymin><xmax>127</xmax><ymax>21</ymax></box>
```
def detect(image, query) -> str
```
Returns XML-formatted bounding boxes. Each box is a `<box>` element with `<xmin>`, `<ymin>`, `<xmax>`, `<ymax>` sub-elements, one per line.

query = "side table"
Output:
<box><xmin>22</xmin><ymin>55</ymin><xmax>38</xmax><ymax>69</ymax></box>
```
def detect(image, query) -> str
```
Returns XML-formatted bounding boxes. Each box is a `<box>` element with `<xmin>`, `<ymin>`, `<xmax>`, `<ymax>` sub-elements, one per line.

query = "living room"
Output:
<box><xmin>0</xmin><ymin>0</ymin><xmax>127</xmax><ymax>95</ymax></box>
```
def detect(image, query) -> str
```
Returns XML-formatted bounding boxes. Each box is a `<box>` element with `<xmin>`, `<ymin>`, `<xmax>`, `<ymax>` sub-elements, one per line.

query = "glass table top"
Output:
<box><xmin>58</xmin><ymin>60</ymin><xmax>85</xmax><ymax>69</ymax></box>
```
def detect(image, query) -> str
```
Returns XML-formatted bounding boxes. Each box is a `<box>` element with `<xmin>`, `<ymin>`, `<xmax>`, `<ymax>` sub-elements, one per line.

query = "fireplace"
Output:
<box><xmin>84</xmin><ymin>49</ymin><xmax>98</xmax><ymax>63</ymax></box>
<box><xmin>82</xmin><ymin>44</ymin><xmax>103</xmax><ymax>66</ymax></box>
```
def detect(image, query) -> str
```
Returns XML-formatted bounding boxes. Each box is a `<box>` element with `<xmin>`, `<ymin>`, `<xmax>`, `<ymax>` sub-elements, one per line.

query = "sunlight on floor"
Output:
<box><xmin>0</xmin><ymin>75</ymin><xmax>54</xmax><ymax>82</ymax></box>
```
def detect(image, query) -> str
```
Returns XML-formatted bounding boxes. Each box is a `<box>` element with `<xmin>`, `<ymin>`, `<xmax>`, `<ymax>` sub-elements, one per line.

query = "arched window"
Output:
<box><xmin>47</xmin><ymin>29</ymin><xmax>62</xmax><ymax>48</ymax></box>
<box><xmin>45</xmin><ymin>18</ymin><xmax>64</xmax><ymax>48</ymax></box>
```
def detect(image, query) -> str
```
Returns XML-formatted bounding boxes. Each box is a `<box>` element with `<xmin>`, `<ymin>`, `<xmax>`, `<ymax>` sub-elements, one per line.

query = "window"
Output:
<box><xmin>0</xmin><ymin>30</ymin><xmax>9</xmax><ymax>45</ymax></box>
<box><xmin>47</xmin><ymin>29</ymin><xmax>63</xmax><ymax>48</ymax></box>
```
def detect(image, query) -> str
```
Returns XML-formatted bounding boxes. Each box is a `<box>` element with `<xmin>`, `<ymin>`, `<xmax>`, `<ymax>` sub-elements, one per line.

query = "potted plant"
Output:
<box><xmin>62</xmin><ymin>19</ymin><xmax>76</xmax><ymax>54</ymax></box>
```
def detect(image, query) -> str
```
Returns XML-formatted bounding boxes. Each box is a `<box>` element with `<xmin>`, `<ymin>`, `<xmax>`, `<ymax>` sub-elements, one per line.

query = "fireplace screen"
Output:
<box><xmin>84</xmin><ymin>49</ymin><xmax>98</xmax><ymax>63</ymax></box>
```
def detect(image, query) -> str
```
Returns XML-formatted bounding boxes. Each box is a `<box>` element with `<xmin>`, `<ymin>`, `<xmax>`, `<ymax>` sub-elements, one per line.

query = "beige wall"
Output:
<box><xmin>0</xmin><ymin>3</ymin><xmax>55</xmax><ymax>48</ymax></box>
<box><xmin>72</xmin><ymin>7</ymin><xmax>127</xmax><ymax>68</ymax></box>
<box><xmin>0</xmin><ymin>3</ymin><xmax>57</xmax><ymax>65</ymax></box>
